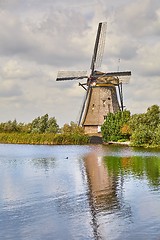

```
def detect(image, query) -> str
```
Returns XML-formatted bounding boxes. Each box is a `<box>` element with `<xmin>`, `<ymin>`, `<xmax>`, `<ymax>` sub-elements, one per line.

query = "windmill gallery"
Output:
<box><xmin>56</xmin><ymin>22</ymin><xmax>131</xmax><ymax>135</ymax></box>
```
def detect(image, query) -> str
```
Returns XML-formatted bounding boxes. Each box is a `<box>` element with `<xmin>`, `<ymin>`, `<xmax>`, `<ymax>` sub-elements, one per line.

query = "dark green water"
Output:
<box><xmin>0</xmin><ymin>144</ymin><xmax>160</xmax><ymax>240</ymax></box>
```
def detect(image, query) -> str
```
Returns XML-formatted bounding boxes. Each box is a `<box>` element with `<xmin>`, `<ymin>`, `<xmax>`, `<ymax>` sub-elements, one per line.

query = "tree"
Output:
<box><xmin>129</xmin><ymin>105</ymin><xmax>160</xmax><ymax>146</ymax></box>
<box><xmin>61</xmin><ymin>121</ymin><xmax>85</xmax><ymax>135</ymax></box>
<box><xmin>46</xmin><ymin>117</ymin><xmax>59</xmax><ymax>133</ymax></box>
<box><xmin>129</xmin><ymin>105</ymin><xmax>160</xmax><ymax>132</ymax></box>
<box><xmin>145</xmin><ymin>105</ymin><xmax>160</xmax><ymax>129</ymax></box>
<box><xmin>31</xmin><ymin>116</ymin><xmax>41</xmax><ymax>133</ymax></box>
<box><xmin>131</xmin><ymin>124</ymin><xmax>154</xmax><ymax>146</ymax></box>
<box><xmin>2</xmin><ymin>119</ymin><xmax>21</xmax><ymax>132</ymax></box>
<box><xmin>38</xmin><ymin>114</ymin><xmax>49</xmax><ymax>133</ymax></box>
<box><xmin>121</xmin><ymin>124</ymin><xmax>131</xmax><ymax>138</ymax></box>
<box><xmin>101</xmin><ymin>110</ymin><xmax>131</xmax><ymax>142</ymax></box>
<box><xmin>31</xmin><ymin>114</ymin><xmax>59</xmax><ymax>133</ymax></box>
<box><xmin>153</xmin><ymin>124</ymin><xmax>160</xmax><ymax>145</ymax></box>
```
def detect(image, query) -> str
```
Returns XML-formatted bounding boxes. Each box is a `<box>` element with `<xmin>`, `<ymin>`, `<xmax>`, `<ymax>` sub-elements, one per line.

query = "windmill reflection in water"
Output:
<box><xmin>83</xmin><ymin>152</ymin><xmax>132</xmax><ymax>239</ymax></box>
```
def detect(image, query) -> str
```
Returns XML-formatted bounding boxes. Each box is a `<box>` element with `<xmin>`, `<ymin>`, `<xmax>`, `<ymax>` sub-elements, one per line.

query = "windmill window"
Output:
<box><xmin>102</xmin><ymin>100</ymin><xmax>106</xmax><ymax>107</ymax></box>
<box><xmin>92</xmin><ymin>104</ymin><xmax>95</xmax><ymax>111</ymax></box>
<box><xmin>108</xmin><ymin>97</ymin><xmax>111</xmax><ymax>100</ymax></box>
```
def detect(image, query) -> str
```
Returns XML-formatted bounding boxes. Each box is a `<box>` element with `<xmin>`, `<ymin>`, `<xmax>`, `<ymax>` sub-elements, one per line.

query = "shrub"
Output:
<box><xmin>101</xmin><ymin>110</ymin><xmax>131</xmax><ymax>142</ymax></box>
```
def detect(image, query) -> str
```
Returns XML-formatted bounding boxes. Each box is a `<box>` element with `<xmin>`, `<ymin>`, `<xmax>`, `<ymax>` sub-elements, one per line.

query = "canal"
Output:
<box><xmin>0</xmin><ymin>144</ymin><xmax>160</xmax><ymax>240</ymax></box>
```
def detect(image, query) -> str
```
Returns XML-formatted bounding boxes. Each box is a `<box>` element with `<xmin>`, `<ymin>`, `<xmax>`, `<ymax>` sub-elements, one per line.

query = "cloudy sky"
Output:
<box><xmin>0</xmin><ymin>0</ymin><xmax>159</xmax><ymax>126</ymax></box>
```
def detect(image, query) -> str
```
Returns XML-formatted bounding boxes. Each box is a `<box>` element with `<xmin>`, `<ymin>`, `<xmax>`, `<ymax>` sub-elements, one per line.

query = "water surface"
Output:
<box><xmin>0</xmin><ymin>144</ymin><xmax>160</xmax><ymax>240</ymax></box>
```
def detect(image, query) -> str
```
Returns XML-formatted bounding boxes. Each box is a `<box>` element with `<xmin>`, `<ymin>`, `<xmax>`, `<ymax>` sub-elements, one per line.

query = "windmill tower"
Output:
<box><xmin>56</xmin><ymin>22</ymin><xmax>131</xmax><ymax>135</ymax></box>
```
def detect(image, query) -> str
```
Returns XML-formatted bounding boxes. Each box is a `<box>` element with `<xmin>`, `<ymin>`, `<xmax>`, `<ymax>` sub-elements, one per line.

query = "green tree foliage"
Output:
<box><xmin>61</xmin><ymin>121</ymin><xmax>85</xmax><ymax>135</ymax></box>
<box><xmin>101</xmin><ymin>105</ymin><xmax>160</xmax><ymax>147</ymax></box>
<box><xmin>101</xmin><ymin>110</ymin><xmax>131</xmax><ymax>142</ymax></box>
<box><xmin>60</xmin><ymin>122</ymin><xmax>88</xmax><ymax>144</ymax></box>
<box><xmin>31</xmin><ymin>114</ymin><xmax>59</xmax><ymax>133</ymax></box>
<box><xmin>46</xmin><ymin>117</ymin><xmax>60</xmax><ymax>133</ymax></box>
<box><xmin>31</xmin><ymin>116</ymin><xmax>41</xmax><ymax>133</ymax></box>
<box><xmin>0</xmin><ymin>119</ymin><xmax>21</xmax><ymax>133</ymax></box>
<box><xmin>130</xmin><ymin>105</ymin><xmax>160</xmax><ymax>146</ymax></box>
<box><xmin>0</xmin><ymin>114</ymin><xmax>59</xmax><ymax>134</ymax></box>
<box><xmin>131</xmin><ymin>125</ymin><xmax>154</xmax><ymax>146</ymax></box>
<box><xmin>129</xmin><ymin>105</ymin><xmax>160</xmax><ymax>132</ymax></box>
<box><xmin>154</xmin><ymin>124</ymin><xmax>160</xmax><ymax>145</ymax></box>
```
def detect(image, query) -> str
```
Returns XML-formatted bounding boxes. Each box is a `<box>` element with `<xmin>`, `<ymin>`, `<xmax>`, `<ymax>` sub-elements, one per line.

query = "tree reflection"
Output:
<box><xmin>104</xmin><ymin>156</ymin><xmax>160</xmax><ymax>187</ymax></box>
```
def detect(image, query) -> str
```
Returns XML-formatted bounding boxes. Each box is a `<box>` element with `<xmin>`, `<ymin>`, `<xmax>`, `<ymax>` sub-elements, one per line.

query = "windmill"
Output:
<box><xmin>56</xmin><ymin>22</ymin><xmax>131</xmax><ymax>135</ymax></box>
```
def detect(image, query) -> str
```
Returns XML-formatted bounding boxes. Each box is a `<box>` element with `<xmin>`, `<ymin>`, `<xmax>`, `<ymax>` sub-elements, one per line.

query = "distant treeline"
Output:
<box><xmin>101</xmin><ymin>105</ymin><xmax>160</xmax><ymax>148</ymax></box>
<box><xmin>0</xmin><ymin>105</ymin><xmax>159</xmax><ymax>147</ymax></box>
<box><xmin>0</xmin><ymin>115</ymin><xmax>89</xmax><ymax>145</ymax></box>
<box><xmin>0</xmin><ymin>114</ymin><xmax>59</xmax><ymax>134</ymax></box>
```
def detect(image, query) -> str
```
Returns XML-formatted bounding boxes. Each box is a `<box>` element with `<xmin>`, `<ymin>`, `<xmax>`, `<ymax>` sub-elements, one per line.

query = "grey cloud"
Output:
<box><xmin>107</xmin><ymin>38</ymin><xmax>138</xmax><ymax>60</ymax></box>
<box><xmin>112</xmin><ymin>0</ymin><xmax>160</xmax><ymax>37</ymax></box>
<box><xmin>0</xmin><ymin>83</ymin><xmax>22</xmax><ymax>98</ymax></box>
<box><xmin>123</xmin><ymin>80</ymin><xmax>160</xmax><ymax>114</ymax></box>
<box><xmin>0</xmin><ymin>59</ymin><xmax>47</xmax><ymax>81</ymax></box>
<box><xmin>0</xmin><ymin>12</ymin><xmax>37</xmax><ymax>56</ymax></box>
<box><xmin>0</xmin><ymin>9</ymin><xmax>91</xmax><ymax>67</ymax></box>
<box><xmin>132</xmin><ymin>43</ymin><xmax>160</xmax><ymax>77</ymax></box>
<box><xmin>0</xmin><ymin>0</ymin><xmax>21</xmax><ymax>9</ymax></box>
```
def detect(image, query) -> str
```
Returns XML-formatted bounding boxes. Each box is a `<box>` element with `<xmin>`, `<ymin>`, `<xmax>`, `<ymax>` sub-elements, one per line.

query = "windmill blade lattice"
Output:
<box><xmin>56</xmin><ymin>70</ymin><xmax>88</xmax><ymax>81</ymax></box>
<box><xmin>91</xmin><ymin>22</ymin><xmax>107</xmax><ymax>72</ymax></box>
<box><xmin>104</xmin><ymin>71</ymin><xmax>131</xmax><ymax>84</ymax></box>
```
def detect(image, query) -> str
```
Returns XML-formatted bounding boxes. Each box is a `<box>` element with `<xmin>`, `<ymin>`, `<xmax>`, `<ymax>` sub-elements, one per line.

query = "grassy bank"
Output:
<box><xmin>0</xmin><ymin>133</ymin><xmax>89</xmax><ymax>145</ymax></box>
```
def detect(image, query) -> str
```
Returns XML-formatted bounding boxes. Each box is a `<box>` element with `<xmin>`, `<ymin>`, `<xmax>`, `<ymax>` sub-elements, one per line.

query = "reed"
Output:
<box><xmin>0</xmin><ymin>133</ymin><xmax>89</xmax><ymax>145</ymax></box>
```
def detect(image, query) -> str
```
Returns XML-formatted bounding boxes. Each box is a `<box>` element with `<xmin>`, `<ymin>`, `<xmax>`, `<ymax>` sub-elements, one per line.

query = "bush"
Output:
<box><xmin>101</xmin><ymin>110</ymin><xmax>131</xmax><ymax>142</ymax></box>
<box><xmin>129</xmin><ymin>105</ymin><xmax>160</xmax><ymax>147</ymax></box>
<box><xmin>61</xmin><ymin>121</ymin><xmax>84</xmax><ymax>135</ymax></box>
<box><xmin>131</xmin><ymin>125</ymin><xmax>154</xmax><ymax>146</ymax></box>
<box><xmin>152</xmin><ymin>125</ymin><xmax>160</xmax><ymax>146</ymax></box>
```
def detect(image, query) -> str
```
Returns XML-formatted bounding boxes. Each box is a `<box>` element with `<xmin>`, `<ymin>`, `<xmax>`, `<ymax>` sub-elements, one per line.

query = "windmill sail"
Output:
<box><xmin>56</xmin><ymin>71</ymin><xmax>88</xmax><ymax>81</ymax></box>
<box><xmin>93</xmin><ymin>71</ymin><xmax>131</xmax><ymax>84</ymax></box>
<box><xmin>90</xmin><ymin>22</ymin><xmax>107</xmax><ymax>73</ymax></box>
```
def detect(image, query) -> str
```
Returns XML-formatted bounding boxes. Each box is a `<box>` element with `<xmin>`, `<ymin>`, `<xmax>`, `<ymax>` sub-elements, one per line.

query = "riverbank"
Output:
<box><xmin>107</xmin><ymin>141</ymin><xmax>130</xmax><ymax>145</ymax></box>
<box><xmin>0</xmin><ymin>132</ymin><xmax>159</xmax><ymax>148</ymax></box>
<box><xmin>104</xmin><ymin>140</ymin><xmax>160</xmax><ymax>149</ymax></box>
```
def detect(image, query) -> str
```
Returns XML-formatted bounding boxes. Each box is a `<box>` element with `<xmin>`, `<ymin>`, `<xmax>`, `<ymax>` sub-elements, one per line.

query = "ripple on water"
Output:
<box><xmin>0</xmin><ymin>144</ymin><xmax>160</xmax><ymax>240</ymax></box>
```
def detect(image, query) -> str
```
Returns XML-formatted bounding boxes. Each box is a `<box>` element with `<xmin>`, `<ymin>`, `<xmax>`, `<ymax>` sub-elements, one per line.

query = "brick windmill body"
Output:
<box><xmin>56</xmin><ymin>22</ymin><xmax>131</xmax><ymax>135</ymax></box>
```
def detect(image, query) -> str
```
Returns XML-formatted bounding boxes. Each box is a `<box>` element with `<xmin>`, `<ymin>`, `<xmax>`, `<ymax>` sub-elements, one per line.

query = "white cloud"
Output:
<box><xmin>135</xmin><ymin>43</ymin><xmax>160</xmax><ymax>76</ymax></box>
